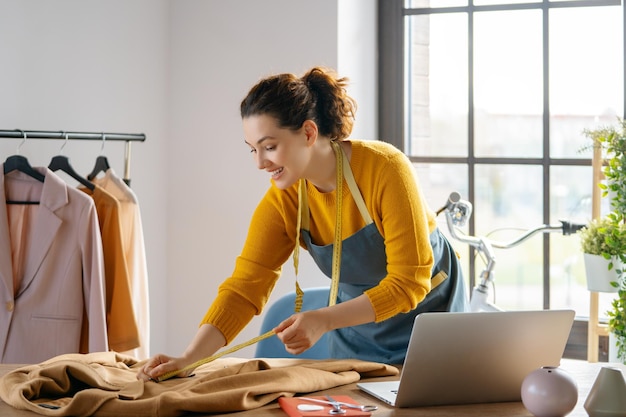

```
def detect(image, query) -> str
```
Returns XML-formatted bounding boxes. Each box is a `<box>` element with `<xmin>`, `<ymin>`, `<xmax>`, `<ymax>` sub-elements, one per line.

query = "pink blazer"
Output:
<box><xmin>0</xmin><ymin>166</ymin><xmax>108</xmax><ymax>363</ymax></box>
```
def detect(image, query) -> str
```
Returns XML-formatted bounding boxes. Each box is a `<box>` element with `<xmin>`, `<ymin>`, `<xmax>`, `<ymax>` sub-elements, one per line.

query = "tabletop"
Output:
<box><xmin>0</xmin><ymin>358</ymin><xmax>623</xmax><ymax>416</ymax></box>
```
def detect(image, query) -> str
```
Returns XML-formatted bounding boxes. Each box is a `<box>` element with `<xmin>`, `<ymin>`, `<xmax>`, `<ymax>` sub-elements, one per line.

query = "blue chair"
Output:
<box><xmin>255</xmin><ymin>287</ymin><xmax>331</xmax><ymax>359</ymax></box>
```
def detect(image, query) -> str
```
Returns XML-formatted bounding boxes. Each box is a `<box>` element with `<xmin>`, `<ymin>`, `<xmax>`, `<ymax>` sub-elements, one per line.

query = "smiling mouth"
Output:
<box><xmin>270</xmin><ymin>167</ymin><xmax>284</xmax><ymax>178</ymax></box>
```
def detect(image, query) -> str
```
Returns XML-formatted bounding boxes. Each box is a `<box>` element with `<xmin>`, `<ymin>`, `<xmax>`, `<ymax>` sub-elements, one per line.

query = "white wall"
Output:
<box><xmin>166</xmin><ymin>0</ymin><xmax>340</xmax><ymax>358</ymax></box>
<box><xmin>0</xmin><ymin>0</ymin><xmax>376</xmax><ymax>359</ymax></box>
<box><xmin>0</xmin><ymin>0</ymin><xmax>171</xmax><ymax>356</ymax></box>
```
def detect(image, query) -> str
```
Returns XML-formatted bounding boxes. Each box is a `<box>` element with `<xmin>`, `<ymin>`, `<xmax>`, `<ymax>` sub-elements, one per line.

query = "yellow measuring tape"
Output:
<box><xmin>156</xmin><ymin>141</ymin><xmax>345</xmax><ymax>382</ymax></box>
<box><xmin>328</xmin><ymin>141</ymin><xmax>343</xmax><ymax>306</ymax></box>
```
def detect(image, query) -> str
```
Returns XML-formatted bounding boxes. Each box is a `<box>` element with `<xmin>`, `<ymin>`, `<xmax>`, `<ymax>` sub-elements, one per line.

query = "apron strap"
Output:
<box><xmin>299</xmin><ymin>143</ymin><xmax>372</xmax><ymax>229</ymax></box>
<box><xmin>340</xmin><ymin>144</ymin><xmax>372</xmax><ymax>225</ymax></box>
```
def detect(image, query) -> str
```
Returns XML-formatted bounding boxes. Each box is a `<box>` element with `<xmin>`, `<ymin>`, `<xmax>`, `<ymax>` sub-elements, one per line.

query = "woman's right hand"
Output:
<box><xmin>136</xmin><ymin>354</ymin><xmax>194</xmax><ymax>381</ymax></box>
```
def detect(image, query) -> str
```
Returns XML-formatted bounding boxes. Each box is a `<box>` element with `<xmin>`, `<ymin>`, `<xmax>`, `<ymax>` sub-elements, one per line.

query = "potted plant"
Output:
<box><xmin>579</xmin><ymin>216</ymin><xmax>624</xmax><ymax>293</ymax></box>
<box><xmin>582</xmin><ymin>117</ymin><xmax>626</xmax><ymax>363</ymax></box>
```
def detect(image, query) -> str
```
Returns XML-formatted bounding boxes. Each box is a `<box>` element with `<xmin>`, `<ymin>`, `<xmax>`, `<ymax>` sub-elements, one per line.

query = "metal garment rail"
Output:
<box><xmin>0</xmin><ymin>129</ymin><xmax>146</xmax><ymax>184</ymax></box>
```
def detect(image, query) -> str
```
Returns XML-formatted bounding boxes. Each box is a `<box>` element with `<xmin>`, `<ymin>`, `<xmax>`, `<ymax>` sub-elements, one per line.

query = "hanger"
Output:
<box><xmin>4</xmin><ymin>130</ymin><xmax>44</xmax><ymax>205</ymax></box>
<box><xmin>87</xmin><ymin>133</ymin><xmax>111</xmax><ymax>181</ymax></box>
<box><xmin>3</xmin><ymin>130</ymin><xmax>45</xmax><ymax>182</ymax></box>
<box><xmin>48</xmin><ymin>132</ymin><xmax>95</xmax><ymax>191</ymax></box>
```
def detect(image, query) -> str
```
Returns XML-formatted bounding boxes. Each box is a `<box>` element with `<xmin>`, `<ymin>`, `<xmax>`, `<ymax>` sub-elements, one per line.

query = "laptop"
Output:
<box><xmin>357</xmin><ymin>309</ymin><xmax>575</xmax><ymax>408</ymax></box>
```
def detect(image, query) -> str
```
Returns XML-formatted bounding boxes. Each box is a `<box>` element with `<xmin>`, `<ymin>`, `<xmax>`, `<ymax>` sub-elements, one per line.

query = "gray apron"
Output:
<box><xmin>300</xmin><ymin>146</ymin><xmax>468</xmax><ymax>364</ymax></box>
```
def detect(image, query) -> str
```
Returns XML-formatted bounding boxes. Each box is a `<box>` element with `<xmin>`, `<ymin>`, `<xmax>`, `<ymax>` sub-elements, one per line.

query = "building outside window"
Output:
<box><xmin>379</xmin><ymin>0</ymin><xmax>624</xmax><ymax>327</ymax></box>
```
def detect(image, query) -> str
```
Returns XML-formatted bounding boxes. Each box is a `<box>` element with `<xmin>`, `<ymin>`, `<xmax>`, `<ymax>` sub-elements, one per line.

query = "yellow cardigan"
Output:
<box><xmin>202</xmin><ymin>140</ymin><xmax>436</xmax><ymax>343</ymax></box>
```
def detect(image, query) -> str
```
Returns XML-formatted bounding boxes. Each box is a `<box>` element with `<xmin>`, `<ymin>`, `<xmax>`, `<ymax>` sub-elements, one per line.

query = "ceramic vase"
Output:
<box><xmin>521</xmin><ymin>366</ymin><xmax>578</xmax><ymax>417</ymax></box>
<box><xmin>584</xmin><ymin>366</ymin><xmax>626</xmax><ymax>417</ymax></box>
<box><xmin>583</xmin><ymin>253</ymin><xmax>620</xmax><ymax>293</ymax></box>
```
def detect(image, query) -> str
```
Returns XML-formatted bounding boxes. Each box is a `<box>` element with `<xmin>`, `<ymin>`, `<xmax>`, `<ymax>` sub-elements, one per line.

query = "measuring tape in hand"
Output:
<box><xmin>156</xmin><ymin>141</ymin><xmax>345</xmax><ymax>382</ymax></box>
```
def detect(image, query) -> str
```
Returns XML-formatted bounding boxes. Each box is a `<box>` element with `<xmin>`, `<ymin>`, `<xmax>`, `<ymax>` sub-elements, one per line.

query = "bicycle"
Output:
<box><xmin>436</xmin><ymin>192</ymin><xmax>586</xmax><ymax>312</ymax></box>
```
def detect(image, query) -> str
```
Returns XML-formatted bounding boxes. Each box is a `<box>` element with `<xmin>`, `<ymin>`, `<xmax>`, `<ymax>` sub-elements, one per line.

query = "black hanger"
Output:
<box><xmin>3</xmin><ymin>130</ymin><xmax>45</xmax><ymax>182</ymax></box>
<box><xmin>3</xmin><ymin>130</ymin><xmax>44</xmax><ymax>204</ymax></box>
<box><xmin>87</xmin><ymin>133</ymin><xmax>110</xmax><ymax>181</ymax></box>
<box><xmin>49</xmin><ymin>155</ymin><xmax>95</xmax><ymax>191</ymax></box>
<box><xmin>87</xmin><ymin>155</ymin><xmax>110</xmax><ymax>181</ymax></box>
<box><xmin>4</xmin><ymin>154</ymin><xmax>45</xmax><ymax>182</ymax></box>
<box><xmin>47</xmin><ymin>132</ymin><xmax>94</xmax><ymax>191</ymax></box>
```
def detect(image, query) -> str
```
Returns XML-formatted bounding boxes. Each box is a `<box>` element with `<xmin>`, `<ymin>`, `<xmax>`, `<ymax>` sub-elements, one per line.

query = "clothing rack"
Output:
<box><xmin>0</xmin><ymin>129</ymin><xmax>146</xmax><ymax>185</ymax></box>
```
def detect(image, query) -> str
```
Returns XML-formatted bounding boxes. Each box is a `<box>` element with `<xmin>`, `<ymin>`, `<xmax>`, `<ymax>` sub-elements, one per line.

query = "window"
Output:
<box><xmin>379</xmin><ymin>0</ymin><xmax>624</xmax><ymax>318</ymax></box>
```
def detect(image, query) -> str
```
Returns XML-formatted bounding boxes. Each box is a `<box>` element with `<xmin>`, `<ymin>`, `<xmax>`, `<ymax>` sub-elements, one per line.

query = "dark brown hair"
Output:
<box><xmin>240</xmin><ymin>67</ymin><xmax>357</xmax><ymax>140</ymax></box>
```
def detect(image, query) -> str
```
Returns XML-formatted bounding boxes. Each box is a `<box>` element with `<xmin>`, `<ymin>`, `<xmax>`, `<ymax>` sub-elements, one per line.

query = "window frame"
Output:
<box><xmin>378</xmin><ymin>0</ymin><xmax>626</xmax><ymax>311</ymax></box>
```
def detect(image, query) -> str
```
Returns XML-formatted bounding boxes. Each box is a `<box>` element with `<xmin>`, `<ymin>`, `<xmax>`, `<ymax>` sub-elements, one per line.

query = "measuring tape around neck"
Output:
<box><xmin>293</xmin><ymin>140</ymin><xmax>343</xmax><ymax>306</ymax></box>
<box><xmin>156</xmin><ymin>141</ymin><xmax>345</xmax><ymax>382</ymax></box>
<box><xmin>327</xmin><ymin>140</ymin><xmax>343</xmax><ymax>306</ymax></box>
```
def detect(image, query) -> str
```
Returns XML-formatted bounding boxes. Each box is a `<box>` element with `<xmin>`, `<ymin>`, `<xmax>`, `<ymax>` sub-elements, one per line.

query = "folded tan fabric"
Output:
<box><xmin>0</xmin><ymin>352</ymin><xmax>398</xmax><ymax>417</ymax></box>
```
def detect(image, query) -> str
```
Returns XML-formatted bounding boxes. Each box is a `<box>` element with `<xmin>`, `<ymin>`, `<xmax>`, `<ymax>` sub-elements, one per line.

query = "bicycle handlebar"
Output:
<box><xmin>436</xmin><ymin>192</ymin><xmax>586</xmax><ymax>312</ymax></box>
<box><xmin>437</xmin><ymin>192</ymin><xmax>585</xmax><ymax>251</ymax></box>
<box><xmin>487</xmin><ymin>221</ymin><xmax>584</xmax><ymax>249</ymax></box>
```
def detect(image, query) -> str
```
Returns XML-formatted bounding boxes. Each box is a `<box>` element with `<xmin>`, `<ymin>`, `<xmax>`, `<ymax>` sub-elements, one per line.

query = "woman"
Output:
<box><xmin>138</xmin><ymin>67</ymin><xmax>467</xmax><ymax>381</ymax></box>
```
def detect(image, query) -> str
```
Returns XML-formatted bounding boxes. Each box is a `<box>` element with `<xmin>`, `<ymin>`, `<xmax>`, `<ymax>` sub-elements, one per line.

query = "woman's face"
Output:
<box><xmin>243</xmin><ymin>114</ymin><xmax>312</xmax><ymax>190</ymax></box>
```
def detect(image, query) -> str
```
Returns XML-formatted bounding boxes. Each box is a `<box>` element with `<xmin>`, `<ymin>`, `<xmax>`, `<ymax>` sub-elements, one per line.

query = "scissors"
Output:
<box><xmin>300</xmin><ymin>396</ymin><xmax>378</xmax><ymax>413</ymax></box>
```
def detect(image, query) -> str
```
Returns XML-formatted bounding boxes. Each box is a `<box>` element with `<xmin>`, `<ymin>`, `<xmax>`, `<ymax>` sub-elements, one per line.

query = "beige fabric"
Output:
<box><xmin>0</xmin><ymin>352</ymin><xmax>398</xmax><ymax>417</ymax></box>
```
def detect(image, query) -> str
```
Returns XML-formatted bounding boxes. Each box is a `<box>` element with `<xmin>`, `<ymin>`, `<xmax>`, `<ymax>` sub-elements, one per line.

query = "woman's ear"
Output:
<box><xmin>302</xmin><ymin>120</ymin><xmax>318</xmax><ymax>146</ymax></box>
